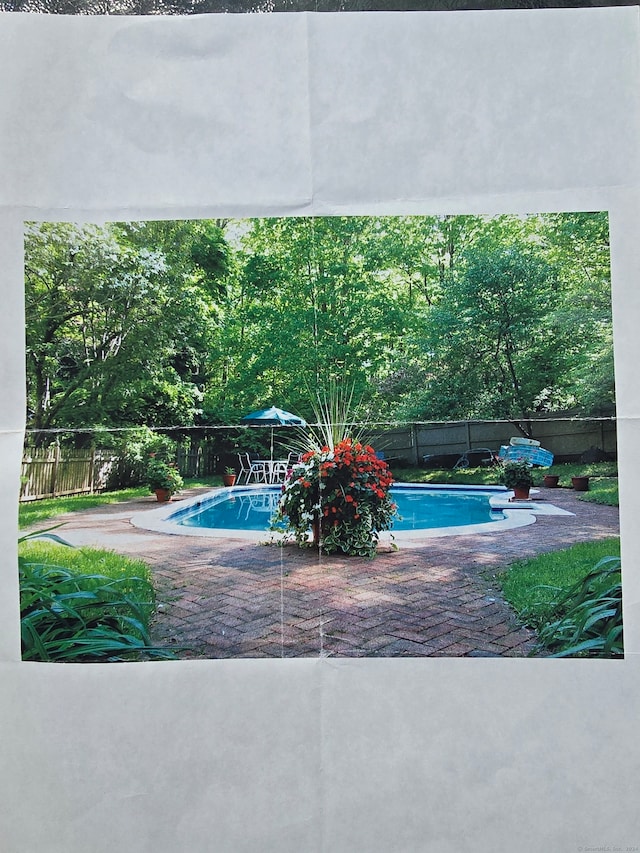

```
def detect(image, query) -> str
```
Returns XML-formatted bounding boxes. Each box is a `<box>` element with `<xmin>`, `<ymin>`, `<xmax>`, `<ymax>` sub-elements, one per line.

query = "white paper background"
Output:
<box><xmin>1</xmin><ymin>9</ymin><xmax>639</xmax><ymax>851</ymax></box>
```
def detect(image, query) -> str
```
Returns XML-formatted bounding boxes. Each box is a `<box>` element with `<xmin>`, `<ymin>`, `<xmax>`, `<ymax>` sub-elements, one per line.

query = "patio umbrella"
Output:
<box><xmin>241</xmin><ymin>406</ymin><xmax>307</xmax><ymax>427</ymax></box>
<box><xmin>241</xmin><ymin>407</ymin><xmax>307</xmax><ymax>459</ymax></box>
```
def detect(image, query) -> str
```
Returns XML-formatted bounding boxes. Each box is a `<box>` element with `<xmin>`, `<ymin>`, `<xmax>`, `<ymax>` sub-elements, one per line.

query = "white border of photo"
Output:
<box><xmin>0</xmin><ymin>9</ymin><xmax>638</xmax><ymax>852</ymax></box>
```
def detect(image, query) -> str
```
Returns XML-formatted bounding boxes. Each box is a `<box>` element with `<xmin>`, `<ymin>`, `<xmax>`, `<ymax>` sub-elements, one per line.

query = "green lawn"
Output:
<box><xmin>19</xmin><ymin>474</ymin><xmax>224</xmax><ymax>529</ymax></box>
<box><xmin>19</xmin><ymin>539</ymin><xmax>153</xmax><ymax>590</ymax></box>
<box><xmin>391</xmin><ymin>466</ymin><xmax>499</xmax><ymax>487</ymax></box>
<box><xmin>18</xmin><ymin>538</ymin><xmax>174</xmax><ymax>662</ymax></box>
<box><xmin>19</xmin><ymin>487</ymin><xmax>149</xmax><ymax>529</ymax></box>
<box><xmin>495</xmin><ymin>537</ymin><xmax>621</xmax><ymax>628</ymax></box>
<box><xmin>543</xmin><ymin>462</ymin><xmax>618</xmax><ymax>506</ymax></box>
<box><xmin>391</xmin><ymin>462</ymin><xmax>619</xmax><ymax>506</ymax></box>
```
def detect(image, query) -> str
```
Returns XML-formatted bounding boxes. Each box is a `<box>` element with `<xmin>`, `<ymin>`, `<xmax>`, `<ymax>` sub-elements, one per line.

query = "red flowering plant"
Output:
<box><xmin>274</xmin><ymin>438</ymin><xmax>397</xmax><ymax>558</ymax></box>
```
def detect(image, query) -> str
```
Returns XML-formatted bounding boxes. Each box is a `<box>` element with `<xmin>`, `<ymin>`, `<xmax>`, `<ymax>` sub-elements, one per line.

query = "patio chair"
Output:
<box><xmin>248</xmin><ymin>458</ymin><xmax>271</xmax><ymax>483</ymax></box>
<box><xmin>237</xmin><ymin>453</ymin><xmax>252</xmax><ymax>485</ymax></box>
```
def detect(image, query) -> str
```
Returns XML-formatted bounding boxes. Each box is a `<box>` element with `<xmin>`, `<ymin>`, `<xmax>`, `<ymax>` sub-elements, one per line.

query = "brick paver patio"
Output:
<box><xmin>44</xmin><ymin>486</ymin><xmax>620</xmax><ymax>659</ymax></box>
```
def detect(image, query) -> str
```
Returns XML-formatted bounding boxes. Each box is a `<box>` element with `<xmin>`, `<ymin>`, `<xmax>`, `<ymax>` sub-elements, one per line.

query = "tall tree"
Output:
<box><xmin>400</xmin><ymin>239</ymin><xmax>572</xmax><ymax>434</ymax></box>
<box><xmin>24</xmin><ymin>221</ymin><xmax>229</xmax><ymax>434</ymax></box>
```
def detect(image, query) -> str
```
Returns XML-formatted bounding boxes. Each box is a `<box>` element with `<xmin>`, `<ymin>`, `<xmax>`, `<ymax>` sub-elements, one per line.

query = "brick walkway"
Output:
<box><xmin>45</xmin><ymin>486</ymin><xmax>619</xmax><ymax>659</ymax></box>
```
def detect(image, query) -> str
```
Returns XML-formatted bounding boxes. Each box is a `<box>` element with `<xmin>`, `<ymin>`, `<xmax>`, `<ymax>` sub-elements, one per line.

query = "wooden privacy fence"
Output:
<box><xmin>175</xmin><ymin>443</ymin><xmax>219</xmax><ymax>478</ymax></box>
<box><xmin>20</xmin><ymin>447</ymin><xmax>118</xmax><ymax>502</ymax></box>
<box><xmin>20</xmin><ymin>417</ymin><xmax>617</xmax><ymax>501</ymax></box>
<box><xmin>369</xmin><ymin>418</ymin><xmax>617</xmax><ymax>466</ymax></box>
<box><xmin>20</xmin><ymin>443</ymin><xmax>221</xmax><ymax>502</ymax></box>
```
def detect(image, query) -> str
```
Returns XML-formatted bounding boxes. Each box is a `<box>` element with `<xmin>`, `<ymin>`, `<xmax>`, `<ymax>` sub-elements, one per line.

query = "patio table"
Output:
<box><xmin>248</xmin><ymin>459</ymin><xmax>290</xmax><ymax>484</ymax></box>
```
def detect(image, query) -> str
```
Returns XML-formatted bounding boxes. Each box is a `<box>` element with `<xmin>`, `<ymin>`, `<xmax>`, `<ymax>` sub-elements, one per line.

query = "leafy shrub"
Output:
<box><xmin>106</xmin><ymin>426</ymin><xmax>177</xmax><ymax>489</ymax></box>
<box><xmin>499</xmin><ymin>460</ymin><xmax>534</xmax><ymax>489</ymax></box>
<box><xmin>145</xmin><ymin>457</ymin><xmax>184</xmax><ymax>493</ymax></box>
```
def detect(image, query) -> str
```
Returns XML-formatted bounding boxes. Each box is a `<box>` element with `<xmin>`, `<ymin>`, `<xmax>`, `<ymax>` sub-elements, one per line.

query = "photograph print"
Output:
<box><xmin>19</xmin><ymin>212</ymin><xmax>621</xmax><ymax>661</ymax></box>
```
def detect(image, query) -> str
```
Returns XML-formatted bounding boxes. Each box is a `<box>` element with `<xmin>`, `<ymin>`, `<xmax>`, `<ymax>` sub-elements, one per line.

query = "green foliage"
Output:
<box><xmin>145</xmin><ymin>458</ymin><xmax>184</xmax><ymax>493</ymax></box>
<box><xmin>532</xmin><ymin>557</ymin><xmax>623</xmax><ymax>658</ymax></box>
<box><xmin>18</xmin><ymin>534</ymin><xmax>174</xmax><ymax>662</ymax></box>
<box><xmin>498</xmin><ymin>460</ymin><xmax>534</xmax><ymax>489</ymax></box>
<box><xmin>24</xmin><ymin>221</ymin><xmax>228</xmax><ymax>433</ymax></box>
<box><xmin>498</xmin><ymin>538</ymin><xmax>620</xmax><ymax>618</ymax></box>
<box><xmin>104</xmin><ymin>426</ymin><xmax>178</xmax><ymax>489</ymax></box>
<box><xmin>24</xmin><ymin>213</ymin><xmax>614</xmax><ymax>432</ymax></box>
<box><xmin>497</xmin><ymin>540</ymin><xmax>623</xmax><ymax>657</ymax></box>
<box><xmin>406</xmin><ymin>241</ymin><xmax>567</xmax><ymax>425</ymax></box>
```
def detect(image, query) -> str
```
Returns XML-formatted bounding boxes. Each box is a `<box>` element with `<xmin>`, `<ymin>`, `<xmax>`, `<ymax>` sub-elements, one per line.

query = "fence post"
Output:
<box><xmin>50</xmin><ymin>441</ymin><xmax>60</xmax><ymax>497</ymax></box>
<box><xmin>89</xmin><ymin>446</ymin><xmax>96</xmax><ymax>494</ymax></box>
<box><xmin>410</xmin><ymin>423</ymin><xmax>420</xmax><ymax>466</ymax></box>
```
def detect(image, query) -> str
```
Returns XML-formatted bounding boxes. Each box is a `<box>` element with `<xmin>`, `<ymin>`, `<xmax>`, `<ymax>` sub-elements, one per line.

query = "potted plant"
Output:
<box><xmin>145</xmin><ymin>457</ymin><xmax>184</xmax><ymax>502</ymax></box>
<box><xmin>273</xmin><ymin>438</ymin><xmax>397</xmax><ymax>558</ymax></box>
<box><xmin>571</xmin><ymin>475</ymin><xmax>590</xmax><ymax>492</ymax></box>
<box><xmin>223</xmin><ymin>466</ymin><xmax>237</xmax><ymax>487</ymax></box>
<box><xmin>543</xmin><ymin>473</ymin><xmax>560</xmax><ymax>488</ymax></box>
<box><xmin>499</xmin><ymin>459</ymin><xmax>534</xmax><ymax>500</ymax></box>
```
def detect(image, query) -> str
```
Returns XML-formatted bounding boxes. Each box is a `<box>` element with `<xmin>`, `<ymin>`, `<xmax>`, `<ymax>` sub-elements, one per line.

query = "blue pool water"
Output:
<box><xmin>167</xmin><ymin>485</ymin><xmax>506</xmax><ymax>533</ymax></box>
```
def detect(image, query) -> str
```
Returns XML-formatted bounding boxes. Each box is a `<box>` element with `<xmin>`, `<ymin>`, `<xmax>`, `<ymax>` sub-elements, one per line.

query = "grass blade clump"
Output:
<box><xmin>18</xmin><ymin>531</ymin><xmax>176</xmax><ymax>662</ymax></box>
<box><xmin>532</xmin><ymin>556</ymin><xmax>623</xmax><ymax>658</ymax></box>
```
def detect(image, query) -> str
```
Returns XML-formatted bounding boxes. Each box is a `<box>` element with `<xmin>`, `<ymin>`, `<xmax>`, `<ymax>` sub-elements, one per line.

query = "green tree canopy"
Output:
<box><xmin>25</xmin><ymin>220</ymin><xmax>229</xmax><ymax>435</ymax></box>
<box><xmin>24</xmin><ymin>212</ymin><xmax>615</xmax><ymax>440</ymax></box>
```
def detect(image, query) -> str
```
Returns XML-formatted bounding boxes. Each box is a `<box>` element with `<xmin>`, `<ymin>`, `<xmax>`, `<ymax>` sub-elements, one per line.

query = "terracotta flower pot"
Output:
<box><xmin>154</xmin><ymin>488</ymin><xmax>172</xmax><ymax>502</ymax></box>
<box><xmin>223</xmin><ymin>474</ymin><xmax>237</xmax><ymax>486</ymax></box>
<box><xmin>571</xmin><ymin>476</ymin><xmax>590</xmax><ymax>492</ymax></box>
<box><xmin>512</xmin><ymin>485</ymin><xmax>531</xmax><ymax>500</ymax></box>
<box><xmin>543</xmin><ymin>475</ymin><xmax>560</xmax><ymax>488</ymax></box>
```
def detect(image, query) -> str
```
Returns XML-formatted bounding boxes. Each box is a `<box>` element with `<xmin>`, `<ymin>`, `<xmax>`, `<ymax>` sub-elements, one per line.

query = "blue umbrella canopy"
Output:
<box><xmin>241</xmin><ymin>406</ymin><xmax>307</xmax><ymax>426</ymax></box>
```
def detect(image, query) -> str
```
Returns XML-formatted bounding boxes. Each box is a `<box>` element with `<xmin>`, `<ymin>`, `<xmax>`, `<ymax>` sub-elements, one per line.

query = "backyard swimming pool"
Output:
<box><xmin>130</xmin><ymin>483</ymin><xmax>569</xmax><ymax>541</ymax></box>
<box><xmin>171</xmin><ymin>484</ymin><xmax>505</xmax><ymax>532</ymax></box>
